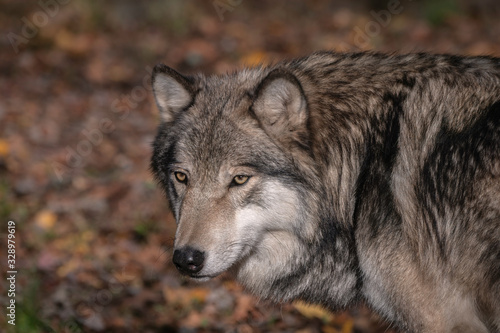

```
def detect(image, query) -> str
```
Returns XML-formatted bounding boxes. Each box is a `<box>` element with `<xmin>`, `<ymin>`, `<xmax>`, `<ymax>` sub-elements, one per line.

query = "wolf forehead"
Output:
<box><xmin>150</xmin><ymin>63</ymin><xmax>309</xmax><ymax>174</ymax></box>
<box><xmin>153</xmin><ymin>67</ymin><xmax>268</xmax><ymax>136</ymax></box>
<box><xmin>156</xmin><ymin>65</ymin><xmax>269</xmax><ymax>116</ymax></box>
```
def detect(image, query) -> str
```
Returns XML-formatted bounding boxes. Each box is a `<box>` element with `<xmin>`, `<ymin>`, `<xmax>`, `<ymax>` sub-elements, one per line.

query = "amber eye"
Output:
<box><xmin>174</xmin><ymin>172</ymin><xmax>187</xmax><ymax>183</ymax></box>
<box><xmin>232</xmin><ymin>175</ymin><xmax>250</xmax><ymax>186</ymax></box>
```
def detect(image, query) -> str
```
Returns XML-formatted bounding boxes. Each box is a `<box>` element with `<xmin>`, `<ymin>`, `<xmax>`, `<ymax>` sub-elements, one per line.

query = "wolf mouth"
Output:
<box><xmin>194</xmin><ymin>244</ymin><xmax>255</xmax><ymax>280</ymax></box>
<box><xmin>189</xmin><ymin>274</ymin><xmax>215</xmax><ymax>280</ymax></box>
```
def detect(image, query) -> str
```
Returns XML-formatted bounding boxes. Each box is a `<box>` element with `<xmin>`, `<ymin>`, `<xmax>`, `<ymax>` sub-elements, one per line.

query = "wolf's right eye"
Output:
<box><xmin>174</xmin><ymin>172</ymin><xmax>187</xmax><ymax>183</ymax></box>
<box><xmin>232</xmin><ymin>175</ymin><xmax>250</xmax><ymax>186</ymax></box>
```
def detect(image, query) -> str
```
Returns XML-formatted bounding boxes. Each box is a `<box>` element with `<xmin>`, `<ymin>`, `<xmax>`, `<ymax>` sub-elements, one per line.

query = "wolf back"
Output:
<box><xmin>150</xmin><ymin>52</ymin><xmax>500</xmax><ymax>332</ymax></box>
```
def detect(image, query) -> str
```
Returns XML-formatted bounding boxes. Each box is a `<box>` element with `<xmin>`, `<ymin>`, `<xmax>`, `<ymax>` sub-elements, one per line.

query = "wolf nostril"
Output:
<box><xmin>172</xmin><ymin>247</ymin><xmax>205</xmax><ymax>275</ymax></box>
<box><xmin>189</xmin><ymin>249</ymin><xmax>204</xmax><ymax>267</ymax></box>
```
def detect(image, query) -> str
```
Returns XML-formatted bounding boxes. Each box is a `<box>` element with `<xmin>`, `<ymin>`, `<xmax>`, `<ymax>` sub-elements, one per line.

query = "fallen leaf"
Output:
<box><xmin>182</xmin><ymin>311</ymin><xmax>203</xmax><ymax>328</ymax></box>
<box><xmin>0</xmin><ymin>138</ymin><xmax>9</xmax><ymax>157</ymax></box>
<box><xmin>293</xmin><ymin>301</ymin><xmax>334</xmax><ymax>322</ymax></box>
<box><xmin>341</xmin><ymin>319</ymin><xmax>354</xmax><ymax>333</ymax></box>
<box><xmin>34</xmin><ymin>209</ymin><xmax>57</xmax><ymax>231</ymax></box>
<box><xmin>189</xmin><ymin>287</ymin><xmax>209</xmax><ymax>303</ymax></box>
<box><xmin>240</xmin><ymin>51</ymin><xmax>268</xmax><ymax>66</ymax></box>
<box><xmin>234</xmin><ymin>294</ymin><xmax>255</xmax><ymax>321</ymax></box>
<box><xmin>54</xmin><ymin>30</ymin><xmax>92</xmax><ymax>55</ymax></box>
<box><xmin>162</xmin><ymin>286</ymin><xmax>209</xmax><ymax>307</ymax></box>
<box><xmin>322</xmin><ymin>326</ymin><xmax>341</xmax><ymax>333</ymax></box>
<box><xmin>57</xmin><ymin>257</ymin><xmax>81</xmax><ymax>277</ymax></box>
<box><xmin>295</xmin><ymin>329</ymin><xmax>315</xmax><ymax>333</ymax></box>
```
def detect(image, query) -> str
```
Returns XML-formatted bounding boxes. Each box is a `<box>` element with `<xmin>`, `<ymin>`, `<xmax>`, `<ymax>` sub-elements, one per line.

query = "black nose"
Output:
<box><xmin>172</xmin><ymin>246</ymin><xmax>205</xmax><ymax>275</ymax></box>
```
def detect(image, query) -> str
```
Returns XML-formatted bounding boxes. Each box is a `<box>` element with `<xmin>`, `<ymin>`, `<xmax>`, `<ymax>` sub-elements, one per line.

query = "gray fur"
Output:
<box><xmin>150</xmin><ymin>51</ymin><xmax>500</xmax><ymax>333</ymax></box>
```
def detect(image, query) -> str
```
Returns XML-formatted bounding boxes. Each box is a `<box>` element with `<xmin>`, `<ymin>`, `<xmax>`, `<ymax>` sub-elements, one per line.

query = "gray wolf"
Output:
<box><xmin>150</xmin><ymin>51</ymin><xmax>500</xmax><ymax>332</ymax></box>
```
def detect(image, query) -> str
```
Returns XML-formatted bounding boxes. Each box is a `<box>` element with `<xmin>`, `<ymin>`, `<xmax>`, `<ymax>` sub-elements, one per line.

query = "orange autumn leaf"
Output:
<box><xmin>294</xmin><ymin>301</ymin><xmax>334</xmax><ymax>322</ymax></box>
<box><xmin>34</xmin><ymin>209</ymin><xmax>57</xmax><ymax>230</ymax></box>
<box><xmin>0</xmin><ymin>139</ymin><xmax>9</xmax><ymax>157</ymax></box>
<box><xmin>241</xmin><ymin>51</ymin><xmax>268</xmax><ymax>66</ymax></box>
<box><xmin>341</xmin><ymin>319</ymin><xmax>354</xmax><ymax>333</ymax></box>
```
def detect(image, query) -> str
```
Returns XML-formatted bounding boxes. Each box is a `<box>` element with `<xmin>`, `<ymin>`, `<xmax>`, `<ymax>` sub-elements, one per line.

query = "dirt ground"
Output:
<box><xmin>1</xmin><ymin>1</ymin><xmax>499</xmax><ymax>332</ymax></box>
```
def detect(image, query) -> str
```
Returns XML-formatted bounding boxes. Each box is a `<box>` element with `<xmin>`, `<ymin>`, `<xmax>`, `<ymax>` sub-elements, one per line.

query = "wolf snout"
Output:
<box><xmin>173</xmin><ymin>246</ymin><xmax>205</xmax><ymax>276</ymax></box>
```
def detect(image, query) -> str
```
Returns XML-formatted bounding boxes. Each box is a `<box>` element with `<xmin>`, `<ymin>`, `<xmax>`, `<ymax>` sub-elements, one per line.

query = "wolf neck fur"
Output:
<box><xmin>235</xmin><ymin>71</ymin><xmax>405</xmax><ymax>308</ymax></box>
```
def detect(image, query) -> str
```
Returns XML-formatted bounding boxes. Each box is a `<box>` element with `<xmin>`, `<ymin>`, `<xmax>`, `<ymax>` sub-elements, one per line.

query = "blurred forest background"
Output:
<box><xmin>1</xmin><ymin>0</ymin><xmax>499</xmax><ymax>332</ymax></box>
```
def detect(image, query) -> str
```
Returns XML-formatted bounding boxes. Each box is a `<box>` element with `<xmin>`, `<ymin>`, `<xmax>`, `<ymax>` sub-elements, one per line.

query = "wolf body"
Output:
<box><xmin>150</xmin><ymin>52</ymin><xmax>500</xmax><ymax>332</ymax></box>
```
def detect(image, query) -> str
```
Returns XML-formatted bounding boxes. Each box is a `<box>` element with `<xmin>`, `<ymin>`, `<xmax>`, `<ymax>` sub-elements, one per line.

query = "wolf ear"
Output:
<box><xmin>252</xmin><ymin>69</ymin><xmax>308</xmax><ymax>139</ymax></box>
<box><xmin>152</xmin><ymin>64</ymin><xmax>194</xmax><ymax>122</ymax></box>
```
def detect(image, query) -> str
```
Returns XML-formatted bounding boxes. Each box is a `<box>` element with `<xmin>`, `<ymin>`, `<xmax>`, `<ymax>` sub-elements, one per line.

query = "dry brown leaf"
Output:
<box><xmin>341</xmin><ymin>319</ymin><xmax>354</xmax><ymax>333</ymax></box>
<box><xmin>34</xmin><ymin>209</ymin><xmax>57</xmax><ymax>230</ymax></box>
<box><xmin>0</xmin><ymin>138</ymin><xmax>9</xmax><ymax>157</ymax></box>
<box><xmin>163</xmin><ymin>286</ymin><xmax>209</xmax><ymax>308</ymax></box>
<box><xmin>234</xmin><ymin>294</ymin><xmax>255</xmax><ymax>321</ymax></box>
<box><xmin>182</xmin><ymin>311</ymin><xmax>203</xmax><ymax>328</ymax></box>
<box><xmin>240</xmin><ymin>51</ymin><xmax>268</xmax><ymax>66</ymax></box>
<box><xmin>322</xmin><ymin>325</ymin><xmax>341</xmax><ymax>333</ymax></box>
<box><xmin>54</xmin><ymin>30</ymin><xmax>92</xmax><ymax>55</ymax></box>
<box><xmin>56</xmin><ymin>256</ymin><xmax>81</xmax><ymax>277</ymax></box>
<box><xmin>293</xmin><ymin>301</ymin><xmax>334</xmax><ymax>322</ymax></box>
<box><xmin>189</xmin><ymin>287</ymin><xmax>209</xmax><ymax>303</ymax></box>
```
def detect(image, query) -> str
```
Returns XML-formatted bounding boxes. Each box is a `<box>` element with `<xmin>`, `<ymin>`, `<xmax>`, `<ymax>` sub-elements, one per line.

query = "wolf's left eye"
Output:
<box><xmin>232</xmin><ymin>175</ymin><xmax>250</xmax><ymax>186</ymax></box>
<box><xmin>174</xmin><ymin>172</ymin><xmax>187</xmax><ymax>183</ymax></box>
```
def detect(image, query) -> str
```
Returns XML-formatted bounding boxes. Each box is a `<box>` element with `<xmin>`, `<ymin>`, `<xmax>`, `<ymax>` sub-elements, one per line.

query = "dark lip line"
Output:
<box><xmin>189</xmin><ymin>274</ymin><xmax>216</xmax><ymax>279</ymax></box>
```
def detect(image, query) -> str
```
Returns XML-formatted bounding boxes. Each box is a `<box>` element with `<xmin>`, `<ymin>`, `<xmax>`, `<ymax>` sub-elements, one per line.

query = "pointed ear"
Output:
<box><xmin>252</xmin><ymin>69</ymin><xmax>308</xmax><ymax>139</ymax></box>
<box><xmin>152</xmin><ymin>64</ymin><xmax>195</xmax><ymax>122</ymax></box>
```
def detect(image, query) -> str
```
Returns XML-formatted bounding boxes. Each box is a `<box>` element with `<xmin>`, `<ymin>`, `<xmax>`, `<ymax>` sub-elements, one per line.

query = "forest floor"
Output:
<box><xmin>1</xmin><ymin>1</ymin><xmax>499</xmax><ymax>332</ymax></box>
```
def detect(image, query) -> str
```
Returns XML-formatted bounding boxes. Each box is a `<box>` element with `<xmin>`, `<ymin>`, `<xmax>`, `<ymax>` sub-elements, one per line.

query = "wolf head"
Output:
<box><xmin>151</xmin><ymin>63</ymin><xmax>315</xmax><ymax>275</ymax></box>
<box><xmin>150</xmin><ymin>63</ymin><xmax>358</xmax><ymax>305</ymax></box>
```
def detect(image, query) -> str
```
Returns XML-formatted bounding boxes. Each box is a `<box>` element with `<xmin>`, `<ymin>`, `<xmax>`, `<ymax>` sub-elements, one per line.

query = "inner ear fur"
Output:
<box><xmin>152</xmin><ymin>64</ymin><xmax>195</xmax><ymax>123</ymax></box>
<box><xmin>251</xmin><ymin>69</ymin><xmax>309</xmax><ymax>141</ymax></box>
